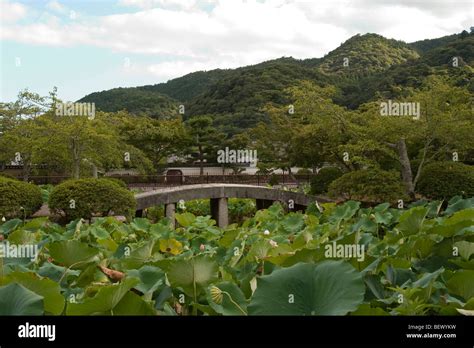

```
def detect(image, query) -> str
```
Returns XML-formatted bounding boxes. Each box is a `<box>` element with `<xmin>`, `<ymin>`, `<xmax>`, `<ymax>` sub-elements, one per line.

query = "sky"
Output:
<box><xmin>1</xmin><ymin>0</ymin><xmax>472</xmax><ymax>102</ymax></box>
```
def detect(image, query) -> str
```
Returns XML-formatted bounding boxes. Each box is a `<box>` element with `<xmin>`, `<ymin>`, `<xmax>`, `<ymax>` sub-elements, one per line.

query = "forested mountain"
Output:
<box><xmin>79</xmin><ymin>87</ymin><xmax>179</xmax><ymax>119</ymax></box>
<box><xmin>316</xmin><ymin>33</ymin><xmax>419</xmax><ymax>75</ymax></box>
<box><xmin>141</xmin><ymin>69</ymin><xmax>230</xmax><ymax>102</ymax></box>
<box><xmin>186</xmin><ymin>58</ymin><xmax>330</xmax><ymax>116</ymax></box>
<box><xmin>3</xmin><ymin>30</ymin><xmax>473</xmax><ymax>196</ymax></box>
<box><xmin>78</xmin><ymin>30</ymin><xmax>473</xmax><ymax>134</ymax></box>
<box><xmin>334</xmin><ymin>34</ymin><xmax>474</xmax><ymax>108</ymax></box>
<box><xmin>421</xmin><ymin>34</ymin><xmax>474</xmax><ymax>67</ymax></box>
<box><xmin>408</xmin><ymin>32</ymin><xmax>462</xmax><ymax>54</ymax></box>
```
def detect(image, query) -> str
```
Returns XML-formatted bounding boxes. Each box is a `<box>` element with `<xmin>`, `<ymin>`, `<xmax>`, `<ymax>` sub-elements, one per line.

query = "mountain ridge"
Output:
<box><xmin>78</xmin><ymin>30</ymin><xmax>473</xmax><ymax>131</ymax></box>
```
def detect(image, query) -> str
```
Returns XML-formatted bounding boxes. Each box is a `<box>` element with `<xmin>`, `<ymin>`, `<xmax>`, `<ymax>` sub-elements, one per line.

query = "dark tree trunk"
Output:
<box><xmin>92</xmin><ymin>164</ymin><xmax>98</xmax><ymax>179</ymax></box>
<box><xmin>22</xmin><ymin>162</ymin><xmax>31</xmax><ymax>182</ymax></box>
<box><xmin>397</xmin><ymin>138</ymin><xmax>415</xmax><ymax>199</ymax></box>
<box><xmin>71</xmin><ymin>137</ymin><xmax>81</xmax><ymax>179</ymax></box>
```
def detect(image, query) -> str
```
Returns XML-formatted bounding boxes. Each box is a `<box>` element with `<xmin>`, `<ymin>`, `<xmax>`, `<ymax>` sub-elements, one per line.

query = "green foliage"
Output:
<box><xmin>228</xmin><ymin>198</ymin><xmax>256</xmax><ymax>224</ymax></box>
<box><xmin>79</xmin><ymin>88</ymin><xmax>179</xmax><ymax>119</ymax></box>
<box><xmin>409</xmin><ymin>33</ymin><xmax>461</xmax><ymax>54</ymax></box>
<box><xmin>66</xmin><ymin>278</ymin><xmax>152</xmax><ymax>315</ymax></box>
<box><xmin>0</xmin><ymin>283</ymin><xmax>44</xmax><ymax>315</ymax></box>
<box><xmin>0</xmin><ymin>88</ymin><xmax>57</xmax><ymax>135</ymax></box>
<box><xmin>0</xmin><ymin>172</ymin><xmax>16</xmax><ymax>179</ymax></box>
<box><xmin>187</xmin><ymin>58</ymin><xmax>328</xmax><ymax>120</ymax></box>
<box><xmin>163</xmin><ymin>255</ymin><xmax>218</xmax><ymax>298</ymax></box>
<box><xmin>0</xmin><ymin>177</ymin><xmax>42</xmax><ymax>218</ymax></box>
<box><xmin>0</xmin><ymin>197</ymin><xmax>473</xmax><ymax>316</ymax></box>
<box><xmin>48</xmin><ymin>178</ymin><xmax>136</xmax><ymax>221</ymax></box>
<box><xmin>0</xmin><ymin>30</ymin><xmax>472</xmax><ymax>318</ymax></box>
<box><xmin>145</xmin><ymin>205</ymin><xmax>165</xmax><ymax>222</ymax></box>
<box><xmin>179</xmin><ymin>199</ymin><xmax>210</xmax><ymax>216</ymax></box>
<box><xmin>48</xmin><ymin>240</ymin><xmax>99</xmax><ymax>269</ymax></box>
<box><xmin>73</xmin><ymin>31</ymin><xmax>472</xmax><ymax>136</ymax></box>
<box><xmin>2</xmin><ymin>271</ymin><xmax>65</xmax><ymax>315</ymax></box>
<box><xmin>76</xmin><ymin>58</ymin><xmax>330</xmax><ymax>134</ymax></box>
<box><xmin>0</xmin><ymin>110</ymin><xmax>154</xmax><ymax>180</ymax></box>
<box><xmin>112</xmin><ymin>112</ymin><xmax>187</xmax><ymax>169</ymax></box>
<box><xmin>310</xmin><ymin>167</ymin><xmax>344</xmax><ymax>194</ymax></box>
<box><xmin>318</xmin><ymin>33</ymin><xmax>419</xmax><ymax>76</ymax></box>
<box><xmin>334</xmin><ymin>33</ymin><xmax>474</xmax><ymax>109</ymax></box>
<box><xmin>422</xmin><ymin>35</ymin><xmax>474</xmax><ymax>67</ymax></box>
<box><xmin>206</xmin><ymin>282</ymin><xmax>247</xmax><ymax>315</ymax></box>
<box><xmin>328</xmin><ymin>169</ymin><xmax>406</xmax><ymax>203</ymax></box>
<box><xmin>185</xmin><ymin>116</ymin><xmax>225</xmax><ymax>171</ymax></box>
<box><xmin>101</xmin><ymin>177</ymin><xmax>127</xmax><ymax>188</ymax></box>
<box><xmin>179</xmin><ymin>198</ymin><xmax>255</xmax><ymax>224</ymax></box>
<box><xmin>251</xmin><ymin>110</ymin><xmax>300</xmax><ymax>171</ymax></box>
<box><xmin>39</xmin><ymin>184</ymin><xmax>54</xmax><ymax>203</ymax></box>
<box><xmin>142</xmin><ymin>69</ymin><xmax>229</xmax><ymax>102</ymax></box>
<box><xmin>417</xmin><ymin>162</ymin><xmax>474</xmax><ymax>199</ymax></box>
<box><xmin>248</xmin><ymin>261</ymin><xmax>365</xmax><ymax>315</ymax></box>
<box><xmin>268</xmin><ymin>174</ymin><xmax>279</xmax><ymax>186</ymax></box>
<box><xmin>296</xmin><ymin>168</ymin><xmax>311</xmax><ymax>175</ymax></box>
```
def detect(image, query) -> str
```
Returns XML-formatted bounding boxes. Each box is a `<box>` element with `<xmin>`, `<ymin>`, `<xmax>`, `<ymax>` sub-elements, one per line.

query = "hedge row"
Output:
<box><xmin>48</xmin><ymin>178</ymin><xmax>136</xmax><ymax>221</ymax></box>
<box><xmin>0</xmin><ymin>161</ymin><xmax>472</xmax><ymax>221</ymax></box>
<box><xmin>0</xmin><ymin>177</ymin><xmax>43</xmax><ymax>218</ymax></box>
<box><xmin>416</xmin><ymin>162</ymin><xmax>474</xmax><ymax>199</ymax></box>
<box><xmin>328</xmin><ymin>168</ymin><xmax>407</xmax><ymax>203</ymax></box>
<box><xmin>310</xmin><ymin>167</ymin><xmax>343</xmax><ymax>194</ymax></box>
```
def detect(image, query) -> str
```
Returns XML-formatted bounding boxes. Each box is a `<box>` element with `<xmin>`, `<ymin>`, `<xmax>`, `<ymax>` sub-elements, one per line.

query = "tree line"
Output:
<box><xmin>1</xmin><ymin>72</ymin><xmax>472</xmax><ymax>202</ymax></box>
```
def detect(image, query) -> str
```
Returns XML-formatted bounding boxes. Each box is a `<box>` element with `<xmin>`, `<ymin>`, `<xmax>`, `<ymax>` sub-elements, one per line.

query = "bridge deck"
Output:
<box><xmin>135</xmin><ymin>183</ymin><xmax>331</xmax><ymax>210</ymax></box>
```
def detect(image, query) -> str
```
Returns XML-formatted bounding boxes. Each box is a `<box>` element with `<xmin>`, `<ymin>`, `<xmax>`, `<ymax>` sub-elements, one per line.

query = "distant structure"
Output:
<box><xmin>135</xmin><ymin>183</ymin><xmax>332</xmax><ymax>228</ymax></box>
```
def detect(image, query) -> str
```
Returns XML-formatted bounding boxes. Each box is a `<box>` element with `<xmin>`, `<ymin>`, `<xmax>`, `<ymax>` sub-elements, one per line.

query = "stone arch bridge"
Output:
<box><xmin>135</xmin><ymin>184</ymin><xmax>332</xmax><ymax>228</ymax></box>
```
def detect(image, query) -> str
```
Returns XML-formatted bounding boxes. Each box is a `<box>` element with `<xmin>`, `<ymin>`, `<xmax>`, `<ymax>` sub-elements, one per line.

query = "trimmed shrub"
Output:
<box><xmin>268</xmin><ymin>174</ymin><xmax>279</xmax><ymax>186</ymax></box>
<box><xmin>0</xmin><ymin>177</ymin><xmax>43</xmax><ymax>218</ymax></box>
<box><xmin>180</xmin><ymin>199</ymin><xmax>210</xmax><ymax>216</ymax></box>
<box><xmin>229</xmin><ymin>198</ymin><xmax>256</xmax><ymax>224</ymax></box>
<box><xmin>49</xmin><ymin>178</ymin><xmax>136</xmax><ymax>221</ymax></box>
<box><xmin>328</xmin><ymin>168</ymin><xmax>407</xmax><ymax>203</ymax></box>
<box><xmin>146</xmin><ymin>205</ymin><xmax>165</xmax><ymax>222</ymax></box>
<box><xmin>102</xmin><ymin>177</ymin><xmax>128</xmax><ymax>188</ymax></box>
<box><xmin>39</xmin><ymin>184</ymin><xmax>54</xmax><ymax>203</ymax></box>
<box><xmin>416</xmin><ymin>162</ymin><xmax>474</xmax><ymax>199</ymax></box>
<box><xmin>0</xmin><ymin>172</ymin><xmax>17</xmax><ymax>179</ymax></box>
<box><xmin>296</xmin><ymin>168</ymin><xmax>312</xmax><ymax>175</ymax></box>
<box><xmin>310</xmin><ymin>167</ymin><xmax>343</xmax><ymax>194</ymax></box>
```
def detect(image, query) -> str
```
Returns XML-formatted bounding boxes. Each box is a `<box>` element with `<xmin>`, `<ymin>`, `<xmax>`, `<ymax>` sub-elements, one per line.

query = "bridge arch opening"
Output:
<box><xmin>135</xmin><ymin>184</ymin><xmax>330</xmax><ymax>228</ymax></box>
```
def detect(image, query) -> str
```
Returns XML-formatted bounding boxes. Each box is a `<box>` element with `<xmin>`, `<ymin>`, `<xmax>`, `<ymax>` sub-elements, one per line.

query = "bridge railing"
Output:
<box><xmin>18</xmin><ymin>174</ymin><xmax>315</xmax><ymax>187</ymax></box>
<box><xmin>111</xmin><ymin>174</ymin><xmax>314</xmax><ymax>187</ymax></box>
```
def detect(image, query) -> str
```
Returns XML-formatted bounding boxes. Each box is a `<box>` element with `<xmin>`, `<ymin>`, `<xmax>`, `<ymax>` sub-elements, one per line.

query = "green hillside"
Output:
<box><xmin>77</xmin><ymin>30</ymin><xmax>473</xmax><ymax>131</ymax></box>
<box><xmin>79</xmin><ymin>87</ymin><xmax>180</xmax><ymax>119</ymax></box>
<box><xmin>409</xmin><ymin>32</ymin><xmax>461</xmax><ymax>54</ymax></box>
<box><xmin>334</xmin><ymin>34</ymin><xmax>474</xmax><ymax>108</ymax></box>
<box><xmin>421</xmin><ymin>34</ymin><xmax>474</xmax><ymax>67</ymax></box>
<box><xmin>317</xmin><ymin>33</ymin><xmax>419</xmax><ymax>75</ymax></box>
<box><xmin>141</xmin><ymin>69</ymin><xmax>230</xmax><ymax>102</ymax></box>
<box><xmin>186</xmin><ymin>57</ymin><xmax>330</xmax><ymax>116</ymax></box>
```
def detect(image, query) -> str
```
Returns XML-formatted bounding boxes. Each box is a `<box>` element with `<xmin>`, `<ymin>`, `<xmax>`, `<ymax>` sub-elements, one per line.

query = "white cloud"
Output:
<box><xmin>1</xmin><ymin>0</ymin><xmax>472</xmax><ymax>81</ymax></box>
<box><xmin>118</xmin><ymin>0</ymin><xmax>203</xmax><ymax>10</ymax></box>
<box><xmin>146</xmin><ymin>60</ymin><xmax>225</xmax><ymax>80</ymax></box>
<box><xmin>46</xmin><ymin>0</ymin><xmax>67</xmax><ymax>14</ymax></box>
<box><xmin>0</xmin><ymin>0</ymin><xmax>27</xmax><ymax>23</ymax></box>
<box><xmin>144</xmin><ymin>53</ymin><xmax>255</xmax><ymax>81</ymax></box>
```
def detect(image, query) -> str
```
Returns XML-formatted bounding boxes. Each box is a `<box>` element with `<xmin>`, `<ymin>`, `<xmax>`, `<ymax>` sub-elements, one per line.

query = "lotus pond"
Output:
<box><xmin>0</xmin><ymin>196</ymin><xmax>473</xmax><ymax>316</ymax></box>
